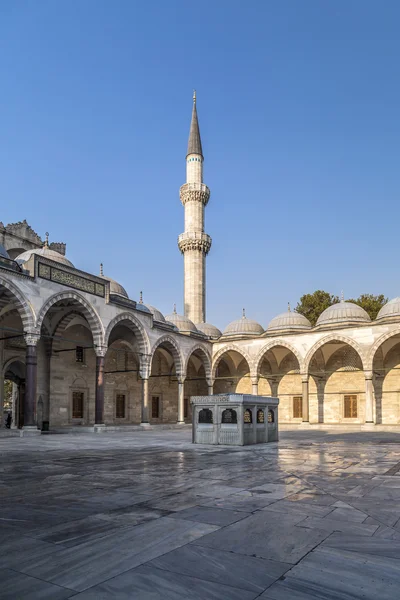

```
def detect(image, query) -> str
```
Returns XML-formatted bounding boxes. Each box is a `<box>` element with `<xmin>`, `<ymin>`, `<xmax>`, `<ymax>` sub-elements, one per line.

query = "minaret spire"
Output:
<box><xmin>178</xmin><ymin>92</ymin><xmax>211</xmax><ymax>324</ymax></box>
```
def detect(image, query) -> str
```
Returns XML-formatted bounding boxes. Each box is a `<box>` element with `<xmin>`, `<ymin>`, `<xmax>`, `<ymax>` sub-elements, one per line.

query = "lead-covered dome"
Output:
<box><xmin>223</xmin><ymin>311</ymin><xmax>264</xmax><ymax>337</ymax></box>
<box><xmin>267</xmin><ymin>309</ymin><xmax>312</xmax><ymax>333</ymax></box>
<box><xmin>165</xmin><ymin>307</ymin><xmax>198</xmax><ymax>333</ymax></box>
<box><xmin>376</xmin><ymin>297</ymin><xmax>400</xmax><ymax>322</ymax></box>
<box><xmin>316</xmin><ymin>300</ymin><xmax>371</xmax><ymax>328</ymax></box>
<box><xmin>145</xmin><ymin>304</ymin><xmax>166</xmax><ymax>322</ymax></box>
<box><xmin>16</xmin><ymin>247</ymin><xmax>74</xmax><ymax>268</ymax></box>
<box><xmin>99</xmin><ymin>264</ymin><xmax>128</xmax><ymax>299</ymax></box>
<box><xmin>196</xmin><ymin>322</ymin><xmax>222</xmax><ymax>339</ymax></box>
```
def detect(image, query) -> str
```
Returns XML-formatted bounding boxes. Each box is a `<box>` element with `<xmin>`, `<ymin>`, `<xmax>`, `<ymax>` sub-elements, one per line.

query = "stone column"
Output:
<box><xmin>23</xmin><ymin>334</ymin><xmax>38</xmax><ymax>432</ymax></box>
<box><xmin>301</xmin><ymin>374</ymin><xmax>309</xmax><ymax>423</ymax></box>
<box><xmin>177</xmin><ymin>376</ymin><xmax>185</xmax><ymax>424</ymax></box>
<box><xmin>0</xmin><ymin>342</ymin><xmax>4</xmax><ymax>424</ymax></box>
<box><xmin>207</xmin><ymin>380</ymin><xmax>214</xmax><ymax>396</ymax></box>
<box><xmin>95</xmin><ymin>349</ymin><xmax>106</xmax><ymax>425</ymax></box>
<box><xmin>141</xmin><ymin>378</ymin><xmax>150</xmax><ymax>424</ymax></box>
<box><xmin>365</xmin><ymin>370</ymin><xmax>374</xmax><ymax>424</ymax></box>
<box><xmin>11</xmin><ymin>382</ymin><xmax>18</xmax><ymax>429</ymax></box>
<box><xmin>251</xmin><ymin>376</ymin><xmax>259</xmax><ymax>396</ymax></box>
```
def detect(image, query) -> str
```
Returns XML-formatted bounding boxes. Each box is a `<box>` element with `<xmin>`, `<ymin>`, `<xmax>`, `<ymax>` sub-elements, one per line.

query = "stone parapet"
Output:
<box><xmin>178</xmin><ymin>232</ymin><xmax>212</xmax><ymax>254</ymax></box>
<box><xmin>179</xmin><ymin>183</ymin><xmax>210</xmax><ymax>206</ymax></box>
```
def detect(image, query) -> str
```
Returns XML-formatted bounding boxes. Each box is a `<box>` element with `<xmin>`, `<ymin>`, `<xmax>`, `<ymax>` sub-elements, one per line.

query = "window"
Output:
<box><xmin>72</xmin><ymin>391</ymin><xmax>84</xmax><ymax>419</ymax></box>
<box><xmin>244</xmin><ymin>409</ymin><xmax>252</xmax><ymax>423</ymax></box>
<box><xmin>76</xmin><ymin>346</ymin><xmax>84</xmax><ymax>363</ymax></box>
<box><xmin>268</xmin><ymin>409</ymin><xmax>274</xmax><ymax>423</ymax></box>
<box><xmin>257</xmin><ymin>409</ymin><xmax>264</xmax><ymax>423</ymax></box>
<box><xmin>184</xmin><ymin>397</ymin><xmax>189</xmax><ymax>419</ymax></box>
<box><xmin>222</xmin><ymin>409</ymin><xmax>237</xmax><ymax>424</ymax></box>
<box><xmin>293</xmin><ymin>396</ymin><xmax>303</xmax><ymax>419</ymax></box>
<box><xmin>152</xmin><ymin>396</ymin><xmax>160</xmax><ymax>419</ymax></box>
<box><xmin>199</xmin><ymin>408</ymin><xmax>213</xmax><ymax>424</ymax></box>
<box><xmin>116</xmin><ymin>394</ymin><xmax>126</xmax><ymax>419</ymax></box>
<box><xmin>344</xmin><ymin>395</ymin><xmax>358</xmax><ymax>418</ymax></box>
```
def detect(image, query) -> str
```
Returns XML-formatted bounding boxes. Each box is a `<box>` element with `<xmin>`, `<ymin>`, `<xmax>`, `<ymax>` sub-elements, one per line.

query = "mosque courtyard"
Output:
<box><xmin>1</xmin><ymin>429</ymin><xmax>400</xmax><ymax>599</ymax></box>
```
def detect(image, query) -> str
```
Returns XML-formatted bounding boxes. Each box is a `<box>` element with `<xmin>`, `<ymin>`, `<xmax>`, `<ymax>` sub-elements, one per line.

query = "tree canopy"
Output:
<box><xmin>295</xmin><ymin>291</ymin><xmax>388</xmax><ymax>325</ymax></box>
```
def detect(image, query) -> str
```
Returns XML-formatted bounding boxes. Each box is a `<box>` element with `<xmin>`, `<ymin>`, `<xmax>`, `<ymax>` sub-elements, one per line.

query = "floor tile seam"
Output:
<box><xmin>140</xmin><ymin>560</ymin><xmax>279</xmax><ymax>594</ymax></box>
<box><xmin>6</xmin><ymin>566</ymin><xmax>79</xmax><ymax>594</ymax></box>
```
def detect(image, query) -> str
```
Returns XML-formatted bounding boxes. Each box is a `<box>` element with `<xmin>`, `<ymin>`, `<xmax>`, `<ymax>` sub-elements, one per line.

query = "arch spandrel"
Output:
<box><xmin>211</xmin><ymin>344</ymin><xmax>253</xmax><ymax>381</ymax></box>
<box><xmin>304</xmin><ymin>334</ymin><xmax>367</xmax><ymax>374</ymax></box>
<box><xmin>36</xmin><ymin>291</ymin><xmax>104</xmax><ymax>348</ymax></box>
<box><xmin>184</xmin><ymin>344</ymin><xmax>212</xmax><ymax>381</ymax></box>
<box><xmin>367</xmin><ymin>328</ymin><xmax>400</xmax><ymax>371</ymax></box>
<box><xmin>0</xmin><ymin>275</ymin><xmax>35</xmax><ymax>332</ymax></box>
<box><xmin>254</xmin><ymin>340</ymin><xmax>305</xmax><ymax>376</ymax></box>
<box><xmin>150</xmin><ymin>334</ymin><xmax>185</xmax><ymax>377</ymax></box>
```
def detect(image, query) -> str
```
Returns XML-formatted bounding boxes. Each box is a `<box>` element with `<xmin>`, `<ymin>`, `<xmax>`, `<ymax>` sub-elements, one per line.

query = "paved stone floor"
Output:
<box><xmin>1</xmin><ymin>428</ymin><xmax>400</xmax><ymax>599</ymax></box>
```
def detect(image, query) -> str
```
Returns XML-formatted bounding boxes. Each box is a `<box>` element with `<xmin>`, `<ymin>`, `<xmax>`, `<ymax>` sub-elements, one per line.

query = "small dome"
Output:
<box><xmin>0</xmin><ymin>244</ymin><xmax>10</xmax><ymax>259</ymax></box>
<box><xmin>316</xmin><ymin>301</ymin><xmax>371</xmax><ymax>328</ymax></box>
<box><xmin>267</xmin><ymin>309</ymin><xmax>312</xmax><ymax>333</ymax></box>
<box><xmin>223</xmin><ymin>311</ymin><xmax>264</xmax><ymax>337</ymax></box>
<box><xmin>99</xmin><ymin>264</ymin><xmax>128</xmax><ymax>298</ymax></box>
<box><xmin>196</xmin><ymin>322</ymin><xmax>222</xmax><ymax>339</ymax></box>
<box><xmin>165</xmin><ymin>308</ymin><xmax>198</xmax><ymax>333</ymax></box>
<box><xmin>376</xmin><ymin>297</ymin><xmax>400</xmax><ymax>321</ymax></box>
<box><xmin>136</xmin><ymin>303</ymin><xmax>152</xmax><ymax>315</ymax></box>
<box><xmin>16</xmin><ymin>247</ymin><xmax>74</xmax><ymax>268</ymax></box>
<box><xmin>145</xmin><ymin>304</ymin><xmax>166</xmax><ymax>322</ymax></box>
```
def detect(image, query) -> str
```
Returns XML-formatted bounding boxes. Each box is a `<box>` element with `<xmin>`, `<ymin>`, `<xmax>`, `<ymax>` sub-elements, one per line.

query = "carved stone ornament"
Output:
<box><xmin>178</xmin><ymin>233</ymin><xmax>211</xmax><ymax>255</ymax></box>
<box><xmin>95</xmin><ymin>345</ymin><xmax>107</xmax><ymax>358</ymax></box>
<box><xmin>24</xmin><ymin>331</ymin><xmax>39</xmax><ymax>346</ymax></box>
<box><xmin>179</xmin><ymin>183</ymin><xmax>210</xmax><ymax>206</ymax></box>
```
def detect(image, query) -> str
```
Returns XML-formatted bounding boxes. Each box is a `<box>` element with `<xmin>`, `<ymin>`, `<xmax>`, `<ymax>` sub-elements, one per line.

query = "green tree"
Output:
<box><xmin>346</xmin><ymin>294</ymin><xmax>388</xmax><ymax>321</ymax></box>
<box><xmin>295</xmin><ymin>290</ymin><xmax>339</xmax><ymax>326</ymax></box>
<box><xmin>3</xmin><ymin>380</ymin><xmax>13</xmax><ymax>411</ymax></box>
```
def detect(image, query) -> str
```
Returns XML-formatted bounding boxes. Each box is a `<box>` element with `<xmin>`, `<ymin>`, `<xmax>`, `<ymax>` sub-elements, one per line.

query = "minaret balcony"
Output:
<box><xmin>178</xmin><ymin>231</ymin><xmax>212</xmax><ymax>254</ymax></box>
<box><xmin>179</xmin><ymin>183</ymin><xmax>210</xmax><ymax>206</ymax></box>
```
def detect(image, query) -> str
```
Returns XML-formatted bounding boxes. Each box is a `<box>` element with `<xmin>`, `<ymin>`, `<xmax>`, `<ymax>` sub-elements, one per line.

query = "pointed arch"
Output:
<box><xmin>36</xmin><ymin>291</ymin><xmax>104</xmax><ymax>348</ymax></box>
<box><xmin>184</xmin><ymin>344</ymin><xmax>212</xmax><ymax>381</ymax></box>
<box><xmin>255</xmin><ymin>339</ymin><xmax>305</xmax><ymax>376</ymax></box>
<box><xmin>211</xmin><ymin>344</ymin><xmax>252</xmax><ymax>381</ymax></box>
<box><xmin>151</xmin><ymin>335</ymin><xmax>185</xmax><ymax>376</ymax></box>
<box><xmin>0</xmin><ymin>275</ymin><xmax>35</xmax><ymax>332</ymax></box>
<box><xmin>367</xmin><ymin>328</ymin><xmax>400</xmax><ymax>371</ymax></box>
<box><xmin>104</xmin><ymin>312</ymin><xmax>150</xmax><ymax>358</ymax></box>
<box><xmin>304</xmin><ymin>334</ymin><xmax>366</xmax><ymax>373</ymax></box>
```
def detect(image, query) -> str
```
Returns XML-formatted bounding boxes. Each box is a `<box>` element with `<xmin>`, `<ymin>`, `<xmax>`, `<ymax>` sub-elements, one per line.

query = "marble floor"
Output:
<box><xmin>1</xmin><ymin>428</ymin><xmax>400</xmax><ymax>599</ymax></box>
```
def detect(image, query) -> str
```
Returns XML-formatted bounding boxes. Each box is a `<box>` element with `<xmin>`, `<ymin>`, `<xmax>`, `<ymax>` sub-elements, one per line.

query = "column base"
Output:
<box><xmin>361</xmin><ymin>422</ymin><xmax>375</xmax><ymax>431</ymax></box>
<box><xmin>20</xmin><ymin>426</ymin><xmax>41</xmax><ymax>437</ymax></box>
<box><xmin>140</xmin><ymin>422</ymin><xmax>152</xmax><ymax>428</ymax></box>
<box><xmin>94</xmin><ymin>424</ymin><xmax>106</xmax><ymax>434</ymax></box>
<box><xmin>176</xmin><ymin>420</ymin><xmax>185</xmax><ymax>425</ymax></box>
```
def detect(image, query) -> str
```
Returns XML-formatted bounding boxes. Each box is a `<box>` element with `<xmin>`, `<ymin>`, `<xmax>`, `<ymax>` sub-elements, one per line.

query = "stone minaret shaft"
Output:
<box><xmin>178</xmin><ymin>92</ymin><xmax>211</xmax><ymax>324</ymax></box>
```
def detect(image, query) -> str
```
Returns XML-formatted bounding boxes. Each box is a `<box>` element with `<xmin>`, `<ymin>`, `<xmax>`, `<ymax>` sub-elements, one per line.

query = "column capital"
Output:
<box><xmin>177</xmin><ymin>375</ymin><xmax>186</xmax><ymax>385</ymax></box>
<box><xmin>251</xmin><ymin>375</ymin><xmax>259</xmax><ymax>385</ymax></box>
<box><xmin>301</xmin><ymin>373</ymin><xmax>309</xmax><ymax>383</ymax></box>
<box><xmin>94</xmin><ymin>346</ymin><xmax>107</xmax><ymax>358</ymax></box>
<box><xmin>206</xmin><ymin>378</ymin><xmax>214</xmax><ymax>388</ymax></box>
<box><xmin>24</xmin><ymin>331</ymin><xmax>39</xmax><ymax>347</ymax></box>
<box><xmin>364</xmin><ymin>370</ymin><xmax>373</xmax><ymax>380</ymax></box>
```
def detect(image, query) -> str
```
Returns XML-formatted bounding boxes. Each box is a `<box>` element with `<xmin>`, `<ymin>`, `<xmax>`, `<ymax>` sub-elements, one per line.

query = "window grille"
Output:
<box><xmin>184</xmin><ymin>398</ymin><xmax>189</xmax><ymax>419</ymax></box>
<box><xmin>198</xmin><ymin>408</ymin><xmax>213</xmax><ymax>423</ymax></box>
<box><xmin>72</xmin><ymin>391</ymin><xmax>84</xmax><ymax>418</ymax></box>
<box><xmin>76</xmin><ymin>346</ymin><xmax>84</xmax><ymax>363</ymax></box>
<box><xmin>116</xmin><ymin>394</ymin><xmax>126</xmax><ymax>418</ymax></box>
<box><xmin>152</xmin><ymin>396</ymin><xmax>160</xmax><ymax>419</ymax></box>
<box><xmin>244</xmin><ymin>409</ymin><xmax>252</xmax><ymax>423</ymax></box>
<box><xmin>344</xmin><ymin>395</ymin><xmax>358</xmax><ymax>418</ymax></box>
<box><xmin>222</xmin><ymin>409</ymin><xmax>237</xmax><ymax>424</ymax></box>
<box><xmin>293</xmin><ymin>396</ymin><xmax>303</xmax><ymax>419</ymax></box>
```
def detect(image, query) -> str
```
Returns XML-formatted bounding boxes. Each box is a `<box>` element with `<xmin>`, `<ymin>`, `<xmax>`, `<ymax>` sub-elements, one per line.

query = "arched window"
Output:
<box><xmin>199</xmin><ymin>408</ymin><xmax>213</xmax><ymax>424</ymax></box>
<box><xmin>244</xmin><ymin>409</ymin><xmax>252</xmax><ymax>423</ymax></box>
<box><xmin>222</xmin><ymin>408</ymin><xmax>237</xmax><ymax>424</ymax></box>
<box><xmin>268</xmin><ymin>409</ymin><xmax>274</xmax><ymax>423</ymax></box>
<box><xmin>257</xmin><ymin>409</ymin><xmax>264</xmax><ymax>423</ymax></box>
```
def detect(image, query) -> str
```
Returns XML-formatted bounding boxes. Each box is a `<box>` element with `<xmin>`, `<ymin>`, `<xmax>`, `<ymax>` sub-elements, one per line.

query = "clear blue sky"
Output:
<box><xmin>1</xmin><ymin>1</ymin><xmax>399</xmax><ymax>329</ymax></box>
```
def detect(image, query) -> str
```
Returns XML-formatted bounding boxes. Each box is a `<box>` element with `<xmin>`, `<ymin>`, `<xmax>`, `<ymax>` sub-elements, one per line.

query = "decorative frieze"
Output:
<box><xmin>179</xmin><ymin>183</ymin><xmax>210</xmax><ymax>206</ymax></box>
<box><xmin>178</xmin><ymin>232</ymin><xmax>212</xmax><ymax>254</ymax></box>
<box><xmin>38</xmin><ymin>262</ymin><xmax>105</xmax><ymax>297</ymax></box>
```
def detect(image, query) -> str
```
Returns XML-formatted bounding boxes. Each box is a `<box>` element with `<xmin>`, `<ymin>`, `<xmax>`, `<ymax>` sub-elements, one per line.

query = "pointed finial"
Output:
<box><xmin>242</xmin><ymin>308</ymin><xmax>246</xmax><ymax>319</ymax></box>
<box><xmin>139</xmin><ymin>291</ymin><xmax>143</xmax><ymax>304</ymax></box>
<box><xmin>193</xmin><ymin>89</ymin><xmax>196</xmax><ymax>104</ymax></box>
<box><xmin>173</xmin><ymin>303</ymin><xmax>177</xmax><ymax>314</ymax></box>
<box><xmin>288</xmin><ymin>302</ymin><xmax>291</xmax><ymax>312</ymax></box>
<box><xmin>44</xmin><ymin>232</ymin><xmax>49</xmax><ymax>248</ymax></box>
<box><xmin>100</xmin><ymin>263</ymin><xmax>103</xmax><ymax>276</ymax></box>
<box><xmin>341</xmin><ymin>290</ymin><xmax>344</xmax><ymax>302</ymax></box>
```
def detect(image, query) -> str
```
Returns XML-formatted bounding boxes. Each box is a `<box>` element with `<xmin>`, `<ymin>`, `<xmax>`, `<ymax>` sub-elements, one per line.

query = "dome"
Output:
<box><xmin>196</xmin><ymin>322</ymin><xmax>222</xmax><ymax>339</ymax></box>
<box><xmin>165</xmin><ymin>308</ymin><xmax>198</xmax><ymax>333</ymax></box>
<box><xmin>145</xmin><ymin>304</ymin><xmax>166</xmax><ymax>322</ymax></box>
<box><xmin>376</xmin><ymin>297</ymin><xmax>400</xmax><ymax>321</ymax></box>
<box><xmin>223</xmin><ymin>311</ymin><xmax>264</xmax><ymax>337</ymax></box>
<box><xmin>0</xmin><ymin>244</ymin><xmax>10</xmax><ymax>259</ymax></box>
<box><xmin>16</xmin><ymin>247</ymin><xmax>74</xmax><ymax>268</ymax></box>
<box><xmin>267</xmin><ymin>309</ymin><xmax>312</xmax><ymax>333</ymax></box>
<box><xmin>316</xmin><ymin>300</ymin><xmax>371</xmax><ymax>328</ymax></box>
<box><xmin>99</xmin><ymin>264</ymin><xmax>128</xmax><ymax>298</ymax></box>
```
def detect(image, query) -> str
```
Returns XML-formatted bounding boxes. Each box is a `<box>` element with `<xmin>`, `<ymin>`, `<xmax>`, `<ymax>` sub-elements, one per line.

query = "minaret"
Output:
<box><xmin>178</xmin><ymin>91</ymin><xmax>211</xmax><ymax>324</ymax></box>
